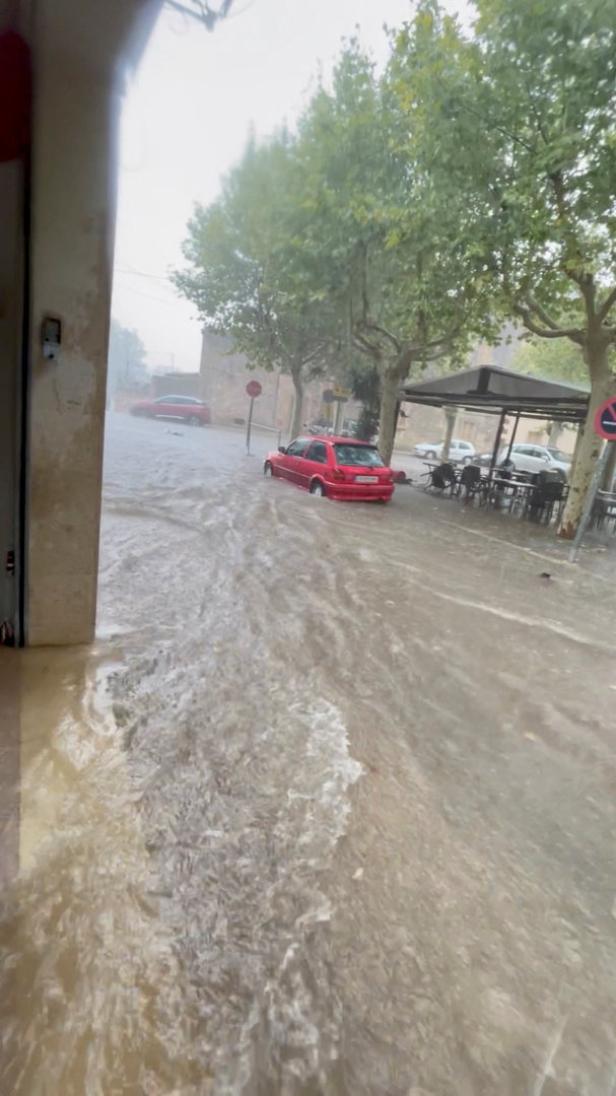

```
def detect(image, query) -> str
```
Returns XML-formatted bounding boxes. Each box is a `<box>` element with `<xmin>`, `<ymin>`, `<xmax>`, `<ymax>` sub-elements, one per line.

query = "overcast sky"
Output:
<box><xmin>112</xmin><ymin>0</ymin><xmax>469</xmax><ymax>374</ymax></box>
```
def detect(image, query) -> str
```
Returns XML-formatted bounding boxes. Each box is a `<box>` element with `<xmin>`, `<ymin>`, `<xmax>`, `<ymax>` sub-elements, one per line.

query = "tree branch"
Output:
<box><xmin>360</xmin><ymin>319</ymin><xmax>401</xmax><ymax>353</ymax></box>
<box><xmin>421</xmin><ymin>345</ymin><xmax>452</xmax><ymax>363</ymax></box>
<box><xmin>459</xmin><ymin>101</ymin><xmax>535</xmax><ymax>155</ymax></box>
<box><xmin>300</xmin><ymin>341</ymin><xmax>330</xmax><ymax>367</ymax></box>
<box><xmin>352</xmin><ymin>329</ymin><xmax>382</xmax><ymax>359</ymax></box>
<box><xmin>513</xmin><ymin>300</ymin><xmax>584</xmax><ymax>343</ymax></box>
<box><xmin>405</xmin><ymin>319</ymin><xmax>463</xmax><ymax>357</ymax></box>
<box><xmin>524</xmin><ymin>294</ymin><xmax>565</xmax><ymax>331</ymax></box>
<box><xmin>548</xmin><ymin>169</ymin><xmax>590</xmax><ymax>292</ymax></box>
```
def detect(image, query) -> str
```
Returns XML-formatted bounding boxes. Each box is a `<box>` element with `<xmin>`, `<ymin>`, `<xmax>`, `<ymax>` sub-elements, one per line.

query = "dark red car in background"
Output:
<box><xmin>264</xmin><ymin>436</ymin><xmax>395</xmax><ymax>502</ymax></box>
<box><xmin>130</xmin><ymin>394</ymin><xmax>211</xmax><ymax>425</ymax></box>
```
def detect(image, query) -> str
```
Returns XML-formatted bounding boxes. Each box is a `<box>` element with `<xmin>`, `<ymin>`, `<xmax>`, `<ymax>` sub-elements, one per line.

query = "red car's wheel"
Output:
<box><xmin>264</xmin><ymin>461</ymin><xmax>274</xmax><ymax>477</ymax></box>
<box><xmin>187</xmin><ymin>415</ymin><xmax>202</xmax><ymax>427</ymax></box>
<box><xmin>310</xmin><ymin>479</ymin><xmax>326</xmax><ymax>497</ymax></box>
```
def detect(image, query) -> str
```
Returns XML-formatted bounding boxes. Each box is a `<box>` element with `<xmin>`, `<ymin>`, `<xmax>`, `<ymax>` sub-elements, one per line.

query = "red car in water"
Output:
<box><xmin>130</xmin><ymin>394</ymin><xmax>211</xmax><ymax>425</ymax></box>
<box><xmin>264</xmin><ymin>436</ymin><xmax>395</xmax><ymax>502</ymax></box>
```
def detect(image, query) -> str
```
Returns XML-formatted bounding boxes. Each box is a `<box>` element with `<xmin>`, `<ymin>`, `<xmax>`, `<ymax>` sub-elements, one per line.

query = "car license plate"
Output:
<box><xmin>355</xmin><ymin>475</ymin><xmax>378</xmax><ymax>483</ymax></box>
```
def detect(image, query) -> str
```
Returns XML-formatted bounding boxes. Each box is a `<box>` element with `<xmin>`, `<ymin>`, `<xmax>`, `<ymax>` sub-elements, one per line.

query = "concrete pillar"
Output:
<box><xmin>23</xmin><ymin>0</ymin><xmax>158</xmax><ymax>644</ymax></box>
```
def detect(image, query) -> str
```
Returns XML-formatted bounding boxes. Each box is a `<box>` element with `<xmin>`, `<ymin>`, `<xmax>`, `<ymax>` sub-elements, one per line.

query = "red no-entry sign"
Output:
<box><xmin>246</xmin><ymin>380</ymin><xmax>262</xmax><ymax>399</ymax></box>
<box><xmin>594</xmin><ymin>397</ymin><xmax>616</xmax><ymax>441</ymax></box>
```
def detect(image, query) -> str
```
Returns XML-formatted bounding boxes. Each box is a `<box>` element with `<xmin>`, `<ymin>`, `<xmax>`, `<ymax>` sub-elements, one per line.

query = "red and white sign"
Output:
<box><xmin>594</xmin><ymin>397</ymin><xmax>616</xmax><ymax>441</ymax></box>
<box><xmin>246</xmin><ymin>380</ymin><xmax>262</xmax><ymax>399</ymax></box>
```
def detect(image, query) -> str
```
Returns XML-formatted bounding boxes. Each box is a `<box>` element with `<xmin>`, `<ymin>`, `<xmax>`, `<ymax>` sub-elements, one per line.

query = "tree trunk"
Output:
<box><xmin>378</xmin><ymin>370</ymin><xmax>400</xmax><ymax>465</ymax></box>
<box><xmin>378</xmin><ymin>349</ymin><xmax>412</xmax><ymax>465</ymax></box>
<box><xmin>442</xmin><ymin>407</ymin><xmax>458</xmax><ymax>461</ymax></box>
<box><xmin>569</xmin><ymin>421</ymin><xmax>584</xmax><ymax>476</ymax></box>
<box><xmin>289</xmin><ymin>369</ymin><xmax>304</xmax><ymax>440</ymax></box>
<box><xmin>558</xmin><ymin>358</ymin><xmax>615</xmax><ymax>539</ymax></box>
<box><xmin>602</xmin><ymin>439</ymin><xmax>616</xmax><ymax>491</ymax></box>
<box><xmin>547</xmin><ymin>421</ymin><xmax>562</xmax><ymax>447</ymax></box>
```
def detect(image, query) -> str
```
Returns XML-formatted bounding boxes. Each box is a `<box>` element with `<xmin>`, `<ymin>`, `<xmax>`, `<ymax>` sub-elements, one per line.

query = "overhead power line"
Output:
<box><xmin>114</xmin><ymin>284</ymin><xmax>178</xmax><ymax>306</ymax></box>
<box><xmin>115</xmin><ymin>265</ymin><xmax>173</xmax><ymax>283</ymax></box>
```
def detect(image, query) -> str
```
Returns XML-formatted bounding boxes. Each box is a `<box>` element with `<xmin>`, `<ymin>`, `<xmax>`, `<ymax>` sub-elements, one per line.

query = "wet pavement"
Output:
<box><xmin>1</xmin><ymin>411</ymin><xmax>616</xmax><ymax>1095</ymax></box>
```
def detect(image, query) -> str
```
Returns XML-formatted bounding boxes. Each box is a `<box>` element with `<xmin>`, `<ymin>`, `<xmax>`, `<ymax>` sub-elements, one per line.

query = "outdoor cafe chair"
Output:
<box><xmin>526</xmin><ymin>475</ymin><xmax>565</xmax><ymax>523</ymax></box>
<box><xmin>592</xmin><ymin>492</ymin><xmax>616</xmax><ymax>533</ymax></box>
<box><xmin>423</xmin><ymin>462</ymin><xmax>457</xmax><ymax>494</ymax></box>
<box><xmin>458</xmin><ymin>462</ymin><xmax>483</xmax><ymax>503</ymax></box>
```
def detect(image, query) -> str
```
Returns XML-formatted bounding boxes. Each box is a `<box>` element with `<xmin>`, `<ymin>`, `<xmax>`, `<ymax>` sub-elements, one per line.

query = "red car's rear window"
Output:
<box><xmin>333</xmin><ymin>444</ymin><xmax>384</xmax><ymax>467</ymax></box>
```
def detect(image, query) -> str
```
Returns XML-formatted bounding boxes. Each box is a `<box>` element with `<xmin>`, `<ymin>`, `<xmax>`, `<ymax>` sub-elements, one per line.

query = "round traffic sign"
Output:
<box><xmin>245</xmin><ymin>380</ymin><xmax>262</xmax><ymax>398</ymax></box>
<box><xmin>594</xmin><ymin>396</ymin><xmax>616</xmax><ymax>441</ymax></box>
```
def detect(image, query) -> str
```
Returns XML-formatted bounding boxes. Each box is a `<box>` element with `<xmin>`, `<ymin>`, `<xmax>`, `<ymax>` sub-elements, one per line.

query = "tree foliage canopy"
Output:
<box><xmin>173</xmin><ymin>136</ymin><xmax>340</xmax><ymax>435</ymax></box>
<box><xmin>174</xmin><ymin>0</ymin><xmax>616</xmax><ymax>511</ymax></box>
<box><xmin>107</xmin><ymin>319</ymin><xmax>149</xmax><ymax>393</ymax></box>
<box><xmin>391</xmin><ymin>0</ymin><xmax>616</xmax><ymax>365</ymax></box>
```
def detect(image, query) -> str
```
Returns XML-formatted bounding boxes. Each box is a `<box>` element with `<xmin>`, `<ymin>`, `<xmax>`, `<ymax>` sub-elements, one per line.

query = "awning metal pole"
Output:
<box><xmin>489</xmin><ymin>410</ymin><xmax>506</xmax><ymax>482</ymax></box>
<box><xmin>505</xmin><ymin>412</ymin><xmax>520</xmax><ymax>461</ymax></box>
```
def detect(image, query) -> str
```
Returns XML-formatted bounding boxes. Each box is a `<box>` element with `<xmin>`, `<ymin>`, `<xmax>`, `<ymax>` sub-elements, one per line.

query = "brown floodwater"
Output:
<box><xmin>2</xmin><ymin>413</ymin><xmax>616</xmax><ymax>1095</ymax></box>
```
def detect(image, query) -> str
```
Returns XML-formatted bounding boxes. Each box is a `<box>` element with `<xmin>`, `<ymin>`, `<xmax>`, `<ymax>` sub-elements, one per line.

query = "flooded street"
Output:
<box><xmin>3</xmin><ymin>411</ymin><xmax>616</xmax><ymax>1095</ymax></box>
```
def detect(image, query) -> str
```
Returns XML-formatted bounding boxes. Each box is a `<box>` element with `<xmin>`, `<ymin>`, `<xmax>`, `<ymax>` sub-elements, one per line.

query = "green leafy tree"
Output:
<box><xmin>392</xmin><ymin>0</ymin><xmax>616</xmax><ymax>536</ymax></box>
<box><xmin>107</xmin><ymin>319</ymin><xmax>149</xmax><ymax>399</ymax></box>
<box><xmin>173</xmin><ymin>137</ymin><xmax>339</xmax><ymax>439</ymax></box>
<box><xmin>512</xmin><ymin>336</ymin><xmax>588</xmax><ymax>388</ymax></box>
<box><xmin>295</xmin><ymin>44</ymin><xmax>494</xmax><ymax>464</ymax></box>
<box><xmin>345</xmin><ymin>359</ymin><xmax>380</xmax><ymax>440</ymax></box>
<box><xmin>512</xmin><ymin>335</ymin><xmax>591</xmax><ymax>445</ymax></box>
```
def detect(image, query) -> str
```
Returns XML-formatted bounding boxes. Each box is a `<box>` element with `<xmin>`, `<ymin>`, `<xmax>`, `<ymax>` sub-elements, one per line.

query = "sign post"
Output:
<box><xmin>322</xmin><ymin>386</ymin><xmax>351</xmax><ymax>434</ymax></box>
<box><xmin>245</xmin><ymin>379</ymin><xmax>262</xmax><ymax>454</ymax></box>
<box><xmin>568</xmin><ymin>396</ymin><xmax>616</xmax><ymax>562</ymax></box>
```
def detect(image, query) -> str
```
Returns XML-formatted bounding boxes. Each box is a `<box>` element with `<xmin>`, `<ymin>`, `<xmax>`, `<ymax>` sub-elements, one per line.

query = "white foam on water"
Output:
<box><xmin>113</xmin><ymin>656</ymin><xmax>363</xmax><ymax>1094</ymax></box>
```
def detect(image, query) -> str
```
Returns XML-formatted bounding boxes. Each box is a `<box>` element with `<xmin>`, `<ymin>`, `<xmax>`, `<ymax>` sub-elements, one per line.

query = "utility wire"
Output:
<box><xmin>114</xmin><ymin>283</ymin><xmax>178</xmax><ymax>306</ymax></box>
<box><xmin>115</xmin><ymin>265</ymin><xmax>173</xmax><ymax>283</ymax></box>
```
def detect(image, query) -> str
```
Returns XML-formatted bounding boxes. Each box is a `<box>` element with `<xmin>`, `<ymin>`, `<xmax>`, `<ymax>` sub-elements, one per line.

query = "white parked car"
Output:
<box><xmin>505</xmin><ymin>443</ymin><xmax>571</xmax><ymax>477</ymax></box>
<box><xmin>413</xmin><ymin>439</ymin><xmax>476</xmax><ymax>462</ymax></box>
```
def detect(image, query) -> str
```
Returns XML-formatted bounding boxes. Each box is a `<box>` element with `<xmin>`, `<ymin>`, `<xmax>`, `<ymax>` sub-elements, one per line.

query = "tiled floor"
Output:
<box><xmin>0</xmin><ymin>650</ymin><xmax>20</xmax><ymax>888</ymax></box>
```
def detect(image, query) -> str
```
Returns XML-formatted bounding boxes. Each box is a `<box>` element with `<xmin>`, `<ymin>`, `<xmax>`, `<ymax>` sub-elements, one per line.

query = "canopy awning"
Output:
<box><xmin>400</xmin><ymin>365</ymin><xmax>589</xmax><ymax>422</ymax></box>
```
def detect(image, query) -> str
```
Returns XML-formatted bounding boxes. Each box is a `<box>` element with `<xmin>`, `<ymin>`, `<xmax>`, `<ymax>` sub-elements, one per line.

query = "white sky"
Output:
<box><xmin>112</xmin><ymin>0</ymin><xmax>470</xmax><ymax>373</ymax></box>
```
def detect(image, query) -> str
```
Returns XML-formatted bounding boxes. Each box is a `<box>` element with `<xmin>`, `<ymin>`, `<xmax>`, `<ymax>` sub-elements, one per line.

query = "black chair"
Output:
<box><xmin>458</xmin><ymin>463</ymin><xmax>483</xmax><ymax>503</ymax></box>
<box><xmin>592</xmin><ymin>496</ymin><xmax>609</xmax><ymax>530</ymax></box>
<box><xmin>527</xmin><ymin>474</ymin><xmax>565</xmax><ymax>522</ymax></box>
<box><xmin>591</xmin><ymin>493</ymin><xmax>616</xmax><ymax>532</ymax></box>
<box><xmin>427</xmin><ymin>462</ymin><xmax>457</xmax><ymax>494</ymax></box>
<box><xmin>440</xmin><ymin>462</ymin><xmax>457</xmax><ymax>491</ymax></box>
<box><xmin>487</xmin><ymin>466</ymin><xmax>515</xmax><ymax>510</ymax></box>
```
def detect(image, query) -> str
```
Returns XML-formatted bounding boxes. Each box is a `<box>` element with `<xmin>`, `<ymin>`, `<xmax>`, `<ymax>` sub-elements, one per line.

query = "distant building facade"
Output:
<box><xmin>151</xmin><ymin>371</ymin><xmax>200</xmax><ymax>399</ymax></box>
<box><xmin>194</xmin><ymin>328</ymin><xmax>574</xmax><ymax>454</ymax></box>
<box><xmin>199</xmin><ymin>331</ymin><xmax>362</xmax><ymax>432</ymax></box>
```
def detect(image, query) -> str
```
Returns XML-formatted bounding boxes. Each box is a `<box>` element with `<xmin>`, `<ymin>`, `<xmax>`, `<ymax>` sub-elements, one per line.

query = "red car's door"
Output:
<box><xmin>168</xmin><ymin>398</ymin><xmax>193</xmax><ymax>420</ymax></box>
<box><xmin>178</xmin><ymin>398</ymin><xmax>204</xmax><ymax>421</ymax></box>
<box><xmin>279</xmin><ymin>438</ymin><xmax>311</xmax><ymax>483</ymax></box>
<box><xmin>302</xmin><ymin>440</ymin><xmax>330</xmax><ymax>488</ymax></box>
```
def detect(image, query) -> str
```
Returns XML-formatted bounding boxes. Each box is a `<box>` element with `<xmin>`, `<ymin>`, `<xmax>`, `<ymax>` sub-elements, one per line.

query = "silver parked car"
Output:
<box><xmin>413</xmin><ymin>439</ymin><xmax>476</xmax><ymax>462</ymax></box>
<box><xmin>467</xmin><ymin>444</ymin><xmax>572</xmax><ymax>476</ymax></box>
<box><xmin>506</xmin><ymin>443</ymin><xmax>571</xmax><ymax>477</ymax></box>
